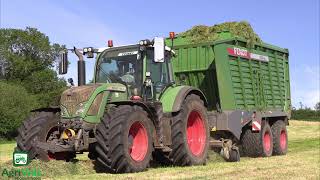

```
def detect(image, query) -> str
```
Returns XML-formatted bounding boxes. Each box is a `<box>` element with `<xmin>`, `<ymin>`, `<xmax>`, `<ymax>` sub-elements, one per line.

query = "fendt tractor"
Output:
<box><xmin>16</xmin><ymin>32</ymin><xmax>291</xmax><ymax>173</ymax></box>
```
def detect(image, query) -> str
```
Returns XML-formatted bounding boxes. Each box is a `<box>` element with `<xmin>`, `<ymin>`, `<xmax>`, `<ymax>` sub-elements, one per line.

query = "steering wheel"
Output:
<box><xmin>121</xmin><ymin>74</ymin><xmax>135</xmax><ymax>84</ymax></box>
<box><xmin>154</xmin><ymin>81</ymin><xmax>165</xmax><ymax>87</ymax></box>
<box><xmin>154</xmin><ymin>81</ymin><xmax>166</xmax><ymax>93</ymax></box>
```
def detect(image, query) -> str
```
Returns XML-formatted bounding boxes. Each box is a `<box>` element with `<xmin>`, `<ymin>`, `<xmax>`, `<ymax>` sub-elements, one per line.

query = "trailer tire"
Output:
<box><xmin>241</xmin><ymin>122</ymin><xmax>273</xmax><ymax>157</ymax></box>
<box><xmin>170</xmin><ymin>94</ymin><xmax>209</xmax><ymax>166</ymax></box>
<box><xmin>16</xmin><ymin>112</ymin><xmax>72</xmax><ymax>161</ymax></box>
<box><xmin>95</xmin><ymin>105</ymin><xmax>153</xmax><ymax>173</ymax></box>
<box><xmin>271</xmin><ymin>120</ymin><xmax>288</xmax><ymax>155</ymax></box>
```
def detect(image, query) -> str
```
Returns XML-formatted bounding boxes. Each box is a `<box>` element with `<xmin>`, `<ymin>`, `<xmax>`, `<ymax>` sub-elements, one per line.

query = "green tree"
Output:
<box><xmin>0</xmin><ymin>27</ymin><xmax>63</xmax><ymax>80</ymax></box>
<box><xmin>315</xmin><ymin>102</ymin><xmax>320</xmax><ymax>111</ymax></box>
<box><xmin>0</xmin><ymin>27</ymin><xmax>66</xmax><ymax>108</ymax></box>
<box><xmin>0</xmin><ymin>82</ymin><xmax>37</xmax><ymax>138</ymax></box>
<box><xmin>22</xmin><ymin>69</ymin><xmax>67</xmax><ymax>107</ymax></box>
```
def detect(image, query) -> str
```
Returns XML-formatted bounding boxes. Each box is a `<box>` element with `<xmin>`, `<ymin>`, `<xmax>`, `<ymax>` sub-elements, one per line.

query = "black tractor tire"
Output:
<box><xmin>152</xmin><ymin>150</ymin><xmax>172</xmax><ymax>166</ymax></box>
<box><xmin>88</xmin><ymin>143</ymin><xmax>98</xmax><ymax>160</ymax></box>
<box><xmin>95</xmin><ymin>105</ymin><xmax>153</xmax><ymax>173</ymax></box>
<box><xmin>170</xmin><ymin>94</ymin><xmax>209</xmax><ymax>166</ymax></box>
<box><xmin>16</xmin><ymin>111</ymin><xmax>72</xmax><ymax>161</ymax></box>
<box><xmin>241</xmin><ymin>121</ymin><xmax>273</xmax><ymax>157</ymax></box>
<box><xmin>271</xmin><ymin>120</ymin><xmax>288</xmax><ymax>155</ymax></box>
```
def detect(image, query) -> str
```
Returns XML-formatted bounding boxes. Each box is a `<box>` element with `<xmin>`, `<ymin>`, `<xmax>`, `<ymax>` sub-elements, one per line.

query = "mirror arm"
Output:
<box><xmin>74</xmin><ymin>47</ymin><xmax>84</xmax><ymax>61</ymax></box>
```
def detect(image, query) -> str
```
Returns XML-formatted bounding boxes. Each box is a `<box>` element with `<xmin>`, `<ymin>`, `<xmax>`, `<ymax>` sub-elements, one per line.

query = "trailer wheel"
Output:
<box><xmin>170</xmin><ymin>94</ymin><xmax>209</xmax><ymax>166</ymax></box>
<box><xmin>95</xmin><ymin>105</ymin><xmax>153</xmax><ymax>173</ymax></box>
<box><xmin>271</xmin><ymin>120</ymin><xmax>288</xmax><ymax>155</ymax></box>
<box><xmin>16</xmin><ymin>112</ymin><xmax>72</xmax><ymax>161</ymax></box>
<box><xmin>241</xmin><ymin>121</ymin><xmax>273</xmax><ymax>157</ymax></box>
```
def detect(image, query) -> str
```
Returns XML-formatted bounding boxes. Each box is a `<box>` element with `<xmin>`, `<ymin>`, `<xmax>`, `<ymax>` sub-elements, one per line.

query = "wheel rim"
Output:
<box><xmin>280</xmin><ymin>130</ymin><xmax>287</xmax><ymax>150</ymax></box>
<box><xmin>48</xmin><ymin>152</ymin><xmax>55</xmax><ymax>160</ymax></box>
<box><xmin>263</xmin><ymin>131</ymin><xmax>271</xmax><ymax>152</ymax></box>
<box><xmin>46</xmin><ymin>126</ymin><xmax>65</xmax><ymax>160</ymax></box>
<box><xmin>128</xmin><ymin>121</ymin><xmax>148</xmax><ymax>162</ymax></box>
<box><xmin>187</xmin><ymin>110</ymin><xmax>206</xmax><ymax>156</ymax></box>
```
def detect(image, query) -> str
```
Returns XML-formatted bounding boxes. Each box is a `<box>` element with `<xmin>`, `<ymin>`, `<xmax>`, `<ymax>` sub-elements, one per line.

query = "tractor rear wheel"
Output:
<box><xmin>241</xmin><ymin>121</ymin><xmax>273</xmax><ymax>157</ymax></box>
<box><xmin>271</xmin><ymin>120</ymin><xmax>288</xmax><ymax>155</ymax></box>
<box><xmin>16</xmin><ymin>111</ymin><xmax>73</xmax><ymax>161</ymax></box>
<box><xmin>170</xmin><ymin>94</ymin><xmax>209</xmax><ymax>166</ymax></box>
<box><xmin>95</xmin><ymin>105</ymin><xmax>153</xmax><ymax>173</ymax></box>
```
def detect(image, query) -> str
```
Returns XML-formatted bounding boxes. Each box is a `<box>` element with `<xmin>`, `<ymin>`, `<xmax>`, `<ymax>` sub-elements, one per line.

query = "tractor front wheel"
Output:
<box><xmin>95</xmin><ymin>105</ymin><xmax>153</xmax><ymax>173</ymax></box>
<box><xmin>16</xmin><ymin>111</ymin><xmax>73</xmax><ymax>161</ymax></box>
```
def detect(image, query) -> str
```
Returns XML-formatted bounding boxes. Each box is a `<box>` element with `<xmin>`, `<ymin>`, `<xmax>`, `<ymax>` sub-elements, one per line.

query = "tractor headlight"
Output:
<box><xmin>139</xmin><ymin>39</ymin><xmax>151</xmax><ymax>46</ymax></box>
<box><xmin>75</xmin><ymin>102</ymin><xmax>86</xmax><ymax>116</ymax></box>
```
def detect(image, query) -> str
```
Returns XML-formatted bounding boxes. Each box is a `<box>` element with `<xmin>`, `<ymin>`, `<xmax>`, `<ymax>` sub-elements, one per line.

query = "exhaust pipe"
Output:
<box><xmin>74</xmin><ymin>47</ymin><xmax>86</xmax><ymax>86</ymax></box>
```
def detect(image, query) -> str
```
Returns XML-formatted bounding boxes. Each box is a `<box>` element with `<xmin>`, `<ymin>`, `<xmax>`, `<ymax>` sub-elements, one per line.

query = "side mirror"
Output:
<box><xmin>67</xmin><ymin>78</ymin><xmax>74</xmax><ymax>86</ymax></box>
<box><xmin>154</xmin><ymin>37</ymin><xmax>165</xmax><ymax>62</ymax></box>
<box><xmin>59</xmin><ymin>51</ymin><xmax>68</xmax><ymax>74</ymax></box>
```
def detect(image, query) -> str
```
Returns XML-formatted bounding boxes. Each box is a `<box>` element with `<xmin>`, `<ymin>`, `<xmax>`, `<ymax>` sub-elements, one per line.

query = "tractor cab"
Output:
<box><xmin>59</xmin><ymin>36</ymin><xmax>175</xmax><ymax>102</ymax></box>
<box><xmin>94</xmin><ymin>42</ymin><xmax>175</xmax><ymax>101</ymax></box>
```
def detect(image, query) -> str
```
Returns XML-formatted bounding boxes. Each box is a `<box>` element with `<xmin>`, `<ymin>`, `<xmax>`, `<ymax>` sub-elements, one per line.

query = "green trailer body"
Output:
<box><xmin>167</xmin><ymin>36</ymin><xmax>291</xmax><ymax>119</ymax></box>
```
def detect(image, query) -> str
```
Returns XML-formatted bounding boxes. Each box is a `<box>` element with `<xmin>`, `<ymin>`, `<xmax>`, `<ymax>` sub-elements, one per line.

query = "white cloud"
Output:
<box><xmin>291</xmin><ymin>64</ymin><xmax>320</xmax><ymax>109</ymax></box>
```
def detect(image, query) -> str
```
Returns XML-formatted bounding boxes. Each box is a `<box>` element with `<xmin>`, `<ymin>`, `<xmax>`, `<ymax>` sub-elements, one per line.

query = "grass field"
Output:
<box><xmin>0</xmin><ymin>120</ymin><xmax>319</xmax><ymax>179</ymax></box>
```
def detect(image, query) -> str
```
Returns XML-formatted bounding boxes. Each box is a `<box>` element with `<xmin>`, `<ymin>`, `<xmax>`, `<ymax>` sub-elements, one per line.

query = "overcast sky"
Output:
<box><xmin>0</xmin><ymin>0</ymin><xmax>319</xmax><ymax>109</ymax></box>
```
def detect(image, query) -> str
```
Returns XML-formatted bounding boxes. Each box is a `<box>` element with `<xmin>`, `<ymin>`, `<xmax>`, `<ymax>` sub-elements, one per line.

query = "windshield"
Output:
<box><xmin>95</xmin><ymin>48</ymin><xmax>142</xmax><ymax>87</ymax></box>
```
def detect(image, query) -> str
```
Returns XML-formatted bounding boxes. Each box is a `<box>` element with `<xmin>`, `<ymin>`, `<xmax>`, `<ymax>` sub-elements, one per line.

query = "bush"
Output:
<box><xmin>0</xmin><ymin>82</ymin><xmax>37</xmax><ymax>138</ymax></box>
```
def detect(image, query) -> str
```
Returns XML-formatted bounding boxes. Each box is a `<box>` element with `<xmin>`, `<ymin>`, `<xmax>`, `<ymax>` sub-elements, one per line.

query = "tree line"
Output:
<box><xmin>291</xmin><ymin>102</ymin><xmax>320</xmax><ymax>121</ymax></box>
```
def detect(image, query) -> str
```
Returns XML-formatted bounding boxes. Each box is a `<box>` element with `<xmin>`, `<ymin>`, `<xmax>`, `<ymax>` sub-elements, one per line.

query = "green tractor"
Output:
<box><xmin>15</xmin><ymin>32</ymin><xmax>290</xmax><ymax>173</ymax></box>
<box><xmin>16</xmin><ymin>36</ymin><xmax>212</xmax><ymax>173</ymax></box>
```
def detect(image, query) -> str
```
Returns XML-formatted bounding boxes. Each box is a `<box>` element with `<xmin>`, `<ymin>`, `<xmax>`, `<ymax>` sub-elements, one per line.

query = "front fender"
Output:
<box><xmin>82</xmin><ymin>83</ymin><xmax>127</xmax><ymax>123</ymax></box>
<box><xmin>160</xmin><ymin>86</ymin><xmax>208</xmax><ymax>113</ymax></box>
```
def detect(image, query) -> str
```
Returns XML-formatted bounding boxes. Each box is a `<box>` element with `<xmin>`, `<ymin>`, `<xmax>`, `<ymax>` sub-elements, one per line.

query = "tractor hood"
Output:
<box><xmin>60</xmin><ymin>84</ymin><xmax>100</xmax><ymax>117</ymax></box>
<box><xmin>60</xmin><ymin>83</ymin><xmax>127</xmax><ymax>118</ymax></box>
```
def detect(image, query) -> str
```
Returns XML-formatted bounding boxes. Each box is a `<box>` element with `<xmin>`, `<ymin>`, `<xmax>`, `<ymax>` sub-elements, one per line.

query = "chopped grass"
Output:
<box><xmin>180</xmin><ymin>21</ymin><xmax>262</xmax><ymax>48</ymax></box>
<box><xmin>0</xmin><ymin>120</ymin><xmax>319</xmax><ymax>179</ymax></box>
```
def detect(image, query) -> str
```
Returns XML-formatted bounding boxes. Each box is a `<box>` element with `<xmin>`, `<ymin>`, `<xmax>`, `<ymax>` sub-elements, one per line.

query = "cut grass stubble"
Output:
<box><xmin>0</xmin><ymin>120</ymin><xmax>319</xmax><ymax>179</ymax></box>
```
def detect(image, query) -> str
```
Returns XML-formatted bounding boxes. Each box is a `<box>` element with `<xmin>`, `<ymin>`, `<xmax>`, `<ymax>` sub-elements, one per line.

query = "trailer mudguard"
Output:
<box><xmin>160</xmin><ymin>86</ymin><xmax>208</xmax><ymax>113</ymax></box>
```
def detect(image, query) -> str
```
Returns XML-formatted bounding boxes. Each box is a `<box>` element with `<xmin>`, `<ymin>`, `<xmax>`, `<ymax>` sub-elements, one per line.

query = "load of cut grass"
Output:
<box><xmin>180</xmin><ymin>21</ymin><xmax>262</xmax><ymax>47</ymax></box>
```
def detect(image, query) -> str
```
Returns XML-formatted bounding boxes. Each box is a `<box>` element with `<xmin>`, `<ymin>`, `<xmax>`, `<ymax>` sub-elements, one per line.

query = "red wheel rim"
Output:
<box><xmin>46</xmin><ymin>127</ymin><xmax>58</xmax><ymax>160</ymax></box>
<box><xmin>128</xmin><ymin>121</ymin><xmax>148</xmax><ymax>162</ymax></box>
<box><xmin>280</xmin><ymin>130</ymin><xmax>287</xmax><ymax>150</ymax></box>
<box><xmin>263</xmin><ymin>131</ymin><xmax>271</xmax><ymax>152</ymax></box>
<box><xmin>47</xmin><ymin>152</ymin><xmax>69</xmax><ymax>160</ymax></box>
<box><xmin>187</xmin><ymin>110</ymin><xmax>206</xmax><ymax>156</ymax></box>
<box><xmin>48</xmin><ymin>152</ymin><xmax>55</xmax><ymax>160</ymax></box>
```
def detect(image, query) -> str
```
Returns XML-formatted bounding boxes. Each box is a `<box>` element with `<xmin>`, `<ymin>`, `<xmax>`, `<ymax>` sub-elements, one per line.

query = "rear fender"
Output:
<box><xmin>160</xmin><ymin>86</ymin><xmax>208</xmax><ymax>113</ymax></box>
